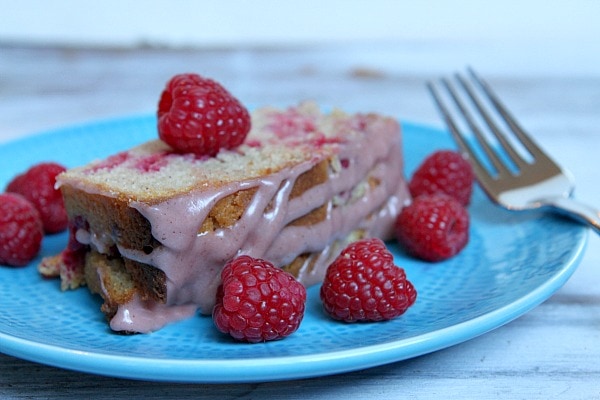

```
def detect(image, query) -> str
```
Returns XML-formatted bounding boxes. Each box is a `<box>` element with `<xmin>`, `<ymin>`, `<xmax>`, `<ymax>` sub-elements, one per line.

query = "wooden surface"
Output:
<box><xmin>1</xmin><ymin>43</ymin><xmax>599</xmax><ymax>399</ymax></box>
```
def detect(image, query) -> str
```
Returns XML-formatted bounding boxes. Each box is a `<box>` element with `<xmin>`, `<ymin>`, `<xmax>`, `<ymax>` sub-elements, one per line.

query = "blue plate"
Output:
<box><xmin>0</xmin><ymin>115</ymin><xmax>588</xmax><ymax>383</ymax></box>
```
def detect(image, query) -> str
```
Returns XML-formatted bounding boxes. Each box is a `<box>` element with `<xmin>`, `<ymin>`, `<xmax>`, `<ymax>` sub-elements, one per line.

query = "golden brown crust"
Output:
<box><xmin>290</xmin><ymin>159</ymin><xmax>329</xmax><ymax>199</ymax></box>
<box><xmin>84</xmin><ymin>251</ymin><xmax>136</xmax><ymax>320</ymax></box>
<box><xmin>199</xmin><ymin>188</ymin><xmax>258</xmax><ymax>233</ymax></box>
<box><xmin>61</xmin><ymin>186</ymin><xmax>157</xmax><ymax>252</ymax></box>
<box><xmin>123</xmin><ymin>258</ymin><xmax>167</xmax><ymax>303</ymax></box>
<box><xmin>198</xmin><ymin>160</ymin><xmax>330</xmax><ymax>232</ymax></box>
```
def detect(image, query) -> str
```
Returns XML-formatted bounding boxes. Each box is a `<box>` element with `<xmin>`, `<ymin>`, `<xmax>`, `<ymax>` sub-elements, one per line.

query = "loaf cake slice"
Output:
<box><xmin>40</xmin><ymin>102</ymin><xmax>410</xmax><ymax>333</ymax></box>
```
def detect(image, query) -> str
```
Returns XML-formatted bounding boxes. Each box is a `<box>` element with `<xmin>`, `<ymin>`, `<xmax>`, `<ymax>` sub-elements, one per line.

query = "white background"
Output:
<box><xmin>1</xmin><ymin>1</ymin><xmax>598</xmax><ymax>48</ymax></box>
<box><xmin>2</xmin><ymin>1</ymin><xmax>599</xmax><ymax>77</ymax></box>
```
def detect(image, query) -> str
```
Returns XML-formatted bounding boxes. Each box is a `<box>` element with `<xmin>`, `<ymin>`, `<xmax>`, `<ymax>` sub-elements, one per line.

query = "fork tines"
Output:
<box><xmin>427</xmin><ymin>68</ymin><xmax>554</xmax><ymax>181</ymax></box>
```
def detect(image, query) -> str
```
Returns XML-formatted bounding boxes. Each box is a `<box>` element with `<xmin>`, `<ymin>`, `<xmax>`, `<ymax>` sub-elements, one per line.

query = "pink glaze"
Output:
<box><xmin>67</xmin><ymin>107</ymin><xmax>410</xmax><ymax>333</ymax></box>
<box><xmin>110</xmin><ymin>294</ymin><xmax>197</xmax><ymax>332</ymax></box>
<box><xmin>107</xmin><ymin>118</ymin><xmax>409</xmax><ymax>333</ymax></box>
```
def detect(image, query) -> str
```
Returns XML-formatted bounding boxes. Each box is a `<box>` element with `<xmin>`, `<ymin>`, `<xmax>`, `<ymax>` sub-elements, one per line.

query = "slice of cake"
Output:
<box><xmin>41</xmin><ymin>101</ymin><xmax>410</xmax><ymax>333</ymax></box>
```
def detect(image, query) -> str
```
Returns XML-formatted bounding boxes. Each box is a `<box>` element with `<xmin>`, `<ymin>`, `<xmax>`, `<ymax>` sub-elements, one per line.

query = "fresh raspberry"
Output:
<box><xmin>157</xmin><ymin>73</ymin><xmax>251</xmax><ymax>157</ymax></box>
<box><xmin>213</xmin><ymin>255</ymin><xmax>307</xmax><ymax>343</ymax></box>
<box><xmin>6</xmin><ymin>162</ymin><xmax>68</xmax><ymax>233</ymax></box>
<box><xmin>0</xmin><ymin>193</ymin><xmax>44</xmax><ymax>267</ymax></box>
<box><xmin>409</xmin><ymin>150</ymin><xmax>474</xmax><ymax>206</ymax></box>
<box><xmin>395</xmin><ymin>194</ymin><xmax>469</xmax><ymax>262</ymax></box>
<box><xmin>320</xmin><ymin>238</ymin><xmax>417</xmax><ymax>323</ymax></box>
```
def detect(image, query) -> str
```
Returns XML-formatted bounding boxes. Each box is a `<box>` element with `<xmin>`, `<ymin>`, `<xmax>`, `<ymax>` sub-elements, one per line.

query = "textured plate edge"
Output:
<box><xmin>0</xmin><ymin>228</ymin><xmax>587</xmax><ymax>383</ymax></box>
<box><xmin>0</xmin><ymin>116</ymin><xmax>590</xmax><ymax>383</ymax></box>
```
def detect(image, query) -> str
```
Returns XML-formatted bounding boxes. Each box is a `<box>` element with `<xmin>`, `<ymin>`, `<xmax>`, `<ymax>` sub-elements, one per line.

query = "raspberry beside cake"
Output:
<box><xmin>41</xmin><ymin>102</ymin><xmax>410</xmax><ymax>333</ymax></box>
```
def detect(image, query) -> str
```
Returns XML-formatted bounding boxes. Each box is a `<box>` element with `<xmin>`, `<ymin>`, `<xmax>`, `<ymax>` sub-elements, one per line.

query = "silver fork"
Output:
<box><xmin>427</xmin><ymin>68</ymin><xmax>600</xmax><ymax>234</ymax></box>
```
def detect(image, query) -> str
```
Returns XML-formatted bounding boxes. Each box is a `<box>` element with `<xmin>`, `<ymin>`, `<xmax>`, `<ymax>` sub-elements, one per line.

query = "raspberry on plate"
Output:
<box><xmin>320</xmin><ymin>238</ymin><xmax>417</xmax><ymax>323</ymax></box>
<box><xmin>395</xmin><ymin>194</ymin><xmax>469</xmax><ymax>262</ymax></box>
<box><xmin>157</xmin><ymin>73</ymin><xmax>251</xmax><ymax>157</ymax></box>
<box><xmin>0</xmin><ymin>193</ymin><xmax>44</xmax><ymax>267</ymax></box>
<box><xmin>409</xmin><ymin>150</ymin><xmax>474</xmax><ymax>206</ymax></box>
<box><xmin>213</xmin><ymin>255</ymin><xmax>307</xmax><ymax>343</ymax></box>
<box><xmin>6</xmin><ymin>162</ymin><xmax>68</xmax><ymax>233</ymax></box>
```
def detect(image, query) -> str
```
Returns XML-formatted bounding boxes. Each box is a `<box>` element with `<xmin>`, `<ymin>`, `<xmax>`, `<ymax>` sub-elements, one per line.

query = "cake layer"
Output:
<box><xmin>45</xmin><ymin>102</ymin><xmax>410</xmax><ymax>333</ymax></box>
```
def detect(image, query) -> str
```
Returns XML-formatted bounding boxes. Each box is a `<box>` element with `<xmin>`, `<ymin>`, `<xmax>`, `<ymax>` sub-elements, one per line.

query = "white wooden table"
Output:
<box><xmin>1</xmin><ymin>43</ymin><xmax>599</xmax><ymax>399</ymax></box>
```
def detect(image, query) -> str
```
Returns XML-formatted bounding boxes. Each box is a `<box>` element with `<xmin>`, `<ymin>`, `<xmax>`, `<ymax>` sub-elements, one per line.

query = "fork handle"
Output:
<box><xmin>547</xmin><ymin>197</ymin><xmax>600</xmax><ymax>235</ymax></box>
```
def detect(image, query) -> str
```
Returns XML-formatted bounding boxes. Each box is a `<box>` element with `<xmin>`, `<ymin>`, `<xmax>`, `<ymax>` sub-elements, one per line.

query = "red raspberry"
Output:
<box><xmin>157</xmin><ymin>73</ymin><xmax>251</xmax><ymax>157</ymax></box>
<box><xmin>6</xmin><ymin>162</ymin><xmax>68</xmax><ymax>233</ymax></box>
<box><xmin>409</xmin><ymin>150</ymin><xmax>474</xmax><ymax>206</ymax></box>
<box><xmin>320</xmin><ymin>238</ymin><xmax>417</xmax><ymax>322</ymax></box>
<box><xmin>395</xmin><ymin>194</ymin><xmax>469</xmax><ymax>262</ymax></box>
<box><xmin>213</xmin><ymin>255</ymin><xmax>307</xmax><ymax>343</ymax></box>
<box><xmin>0</xmin><ymin>193</ymin><xmax>44</xmax><ymax>267</ymax></box>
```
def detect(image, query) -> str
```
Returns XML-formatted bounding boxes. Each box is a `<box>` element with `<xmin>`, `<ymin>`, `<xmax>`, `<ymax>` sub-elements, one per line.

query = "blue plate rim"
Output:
<box><xmin>0</xmin><ymin>114</ymin><xmax>589</xmax><ymax>383</ymax></box>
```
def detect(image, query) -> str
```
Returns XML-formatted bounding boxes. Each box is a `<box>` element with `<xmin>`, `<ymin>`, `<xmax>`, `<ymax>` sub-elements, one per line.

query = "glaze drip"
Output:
<box><xmin>57</xmin><ymin>104</ymin><xmax>410</xmax><ymax>333</ymax></box>
<box><xmin>111</xmin><ymin>129</ymin><xmax>407</xmax><ymax>332</ymax></box>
